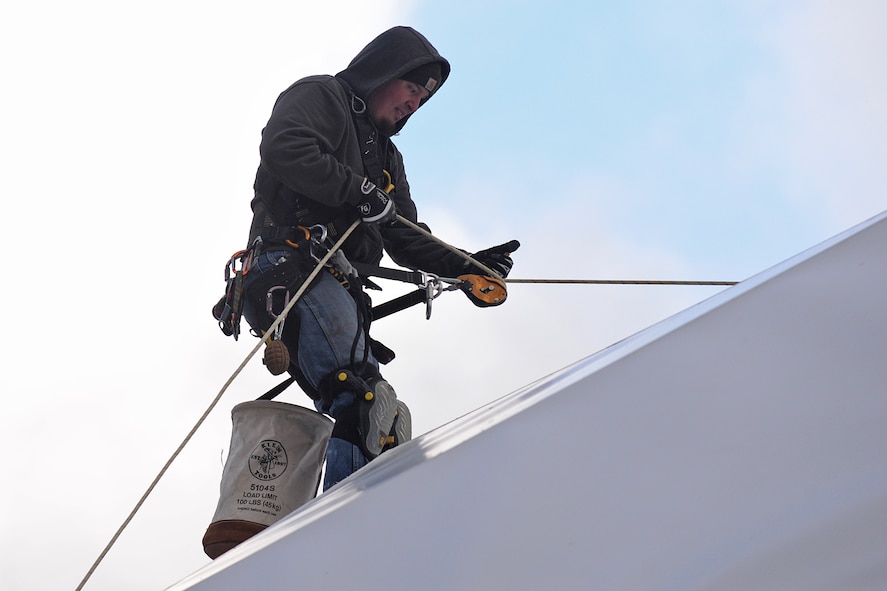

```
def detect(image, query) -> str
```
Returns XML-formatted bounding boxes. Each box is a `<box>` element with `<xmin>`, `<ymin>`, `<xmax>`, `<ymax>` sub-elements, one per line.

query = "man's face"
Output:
<box><xmin>368</xmin><ymin>79</ymin><xmax>431</xmax><ymax>133</ymax></box>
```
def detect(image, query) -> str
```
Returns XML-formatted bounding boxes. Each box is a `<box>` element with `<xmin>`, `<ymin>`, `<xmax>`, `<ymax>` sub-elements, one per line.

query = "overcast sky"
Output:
<box><xmin>1</xmin><ymin>1</ymin><xmax>885</xmax><ymax>590</ymax></box>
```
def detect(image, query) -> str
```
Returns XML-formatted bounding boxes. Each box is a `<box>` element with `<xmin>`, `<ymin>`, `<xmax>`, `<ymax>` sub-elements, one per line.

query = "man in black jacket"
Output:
<box><xmin>241</xmin><ymin>26</ymin><xmax>518</xmax><ymax>489</ymax></box>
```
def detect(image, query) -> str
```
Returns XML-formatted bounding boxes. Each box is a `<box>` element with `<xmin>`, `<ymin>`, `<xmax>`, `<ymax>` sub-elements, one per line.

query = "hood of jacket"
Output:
<box><xmin>336</xmin><ymin>26</ymin><xmax>450</xmax><ymax>134</ymax></box>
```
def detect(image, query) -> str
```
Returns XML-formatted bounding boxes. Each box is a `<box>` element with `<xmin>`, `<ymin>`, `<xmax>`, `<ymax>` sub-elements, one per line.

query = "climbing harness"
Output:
<box><xmin>212</xmin><ymin>223</ymin><xmax>347</xmax><ymax>339</ymax></box>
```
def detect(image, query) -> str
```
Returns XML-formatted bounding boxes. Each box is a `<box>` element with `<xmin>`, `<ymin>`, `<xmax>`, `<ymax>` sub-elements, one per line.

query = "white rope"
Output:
<box><xmin>74</xmin><ymin>220</ymin><xmax>361</xmax><ymax>591</ymax></box>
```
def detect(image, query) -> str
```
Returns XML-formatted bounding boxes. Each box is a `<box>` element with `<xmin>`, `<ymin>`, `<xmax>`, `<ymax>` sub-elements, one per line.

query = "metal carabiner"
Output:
<box><xmin>425</xmin><ymin>277</ymin><xmax>435</xmax><ymax>320</ymax></box>
<box><xmin>307</xmin><ymin>224</ymin><xmax>330</xmax><ymax>264</ymax></box>
<box><xmin>266</xmin><ymin>286</ymin><xmax>290</xmax><ymax>319</ymax></box>
<box><xmin>421</xmin><ymin>273</ymin><xmax>449</xmax><ymax>319</ymax></box>
<box><xmin>308</xmin><ymin>224</ymin><xmax>328</xmax><ymax>244</ymax></box>
<box><xmin>266</xmin><ymin>285</ymin><xmax>290</xmax><ymax>339</ymax></box>
<box><xmin>224</xmin><ymin>250</ymin><xmax>248</xmax><ymax>281</ymax></box>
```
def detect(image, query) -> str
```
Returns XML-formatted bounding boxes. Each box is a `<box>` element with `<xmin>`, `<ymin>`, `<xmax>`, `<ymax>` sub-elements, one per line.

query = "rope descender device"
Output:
<box><xmin>457</xmin><ymin>274</ymin><xmax>508</xmax><ymax>308</ymax></box>
<box><xmin>409</xmin><ymin>272</ymin><xmax>507</xmax><ymax>319</ymax></box>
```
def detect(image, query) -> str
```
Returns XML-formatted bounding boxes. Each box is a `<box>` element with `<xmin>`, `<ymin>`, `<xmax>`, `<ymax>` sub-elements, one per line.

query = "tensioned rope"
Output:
<box><xmin>394</xmin><ymin>217</ymin><xmax>737</xmax><ymax>287</ymax></box>
<box><xmin>75</xmin><ymin>216</ymin><xmax>735</xmax><ymax>590</ymax></box>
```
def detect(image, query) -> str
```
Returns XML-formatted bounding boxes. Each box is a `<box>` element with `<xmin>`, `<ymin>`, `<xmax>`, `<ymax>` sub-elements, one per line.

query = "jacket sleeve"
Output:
<box><xmin>259</xmin><ymin>77</ymin><xmax>366</xmax><ymax>207</ymax></box>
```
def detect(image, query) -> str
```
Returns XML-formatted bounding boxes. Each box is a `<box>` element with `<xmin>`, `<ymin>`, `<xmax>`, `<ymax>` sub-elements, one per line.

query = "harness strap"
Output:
<box><xmin>257</xmin><ymin>225</ymin><xmax>311</xmax><ymax>245</ymax></box>
<box><xmin>371</xmin><ymin>289</ymin><xmax>427</xmax><ymax>320</ymax></box>
<box><xmin>256</xmin><ymin>376</ymin><xmax>297</xmax><ymax>401</ymax></box>
<box><xmin>350</xmin><ymin>261</ymin><xmax>436</xmax><ymax>319</ymax></box>
<box><xmin>352</xmin><ymin>261</ymin><xmax>425</xmax><ymax>286</ymax></box>
<box><xmin>335</xmin><ymin>76</ymin><xmax>388</xmax><ymax>188</ymax></box>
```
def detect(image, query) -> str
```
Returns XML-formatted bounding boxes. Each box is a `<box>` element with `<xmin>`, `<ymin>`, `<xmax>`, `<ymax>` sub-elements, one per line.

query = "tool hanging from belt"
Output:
<box><xmin>212</xmin><ymin>250</ymin><xmax>250</xmax><ymax>340</ymax></box>
<box><xmin>252</xmin><ymin>223</ymin><xmax>363</xmax><ymax>375</ymax></box>
<box><xmin>212</xmin><ymin>223</ymin><xmax>349</xmax><ymax>343</ymax></box>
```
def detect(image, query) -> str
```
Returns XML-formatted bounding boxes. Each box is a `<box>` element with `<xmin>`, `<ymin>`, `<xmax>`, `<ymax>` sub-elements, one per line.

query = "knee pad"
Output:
<box><xmin>316</xmin><ymin>364</ymin><xmax>380</xmax><ymax>407</ymax></box>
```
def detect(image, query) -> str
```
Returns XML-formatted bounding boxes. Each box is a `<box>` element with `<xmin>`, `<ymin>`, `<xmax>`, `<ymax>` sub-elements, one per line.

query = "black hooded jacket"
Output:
<box><xmin>248</xmin><ymin>26</ymin><xmax>466</xmax><ymax>276</ymax></box>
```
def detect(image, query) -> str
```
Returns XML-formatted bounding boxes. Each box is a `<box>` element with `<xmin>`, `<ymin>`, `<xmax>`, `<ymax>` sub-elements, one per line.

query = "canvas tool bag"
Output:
<box><xmin>202</xmin><ymin>400</ymin><xmax>333</xmax><ymax>559</ymax></box>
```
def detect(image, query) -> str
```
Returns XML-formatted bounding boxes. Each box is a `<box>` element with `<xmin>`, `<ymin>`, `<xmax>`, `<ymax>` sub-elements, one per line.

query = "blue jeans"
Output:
<box><xmin>244</xmin><ymin>250</ymin><xmax>378</xmax><ymax>490</ymax></box>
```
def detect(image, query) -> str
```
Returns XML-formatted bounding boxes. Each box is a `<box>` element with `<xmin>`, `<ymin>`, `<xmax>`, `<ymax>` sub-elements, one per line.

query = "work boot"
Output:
<box><xmin>384</xmin><ymin>401</ymin><xmax>412</xmax><ymax>451</ymax></box>
<box><xmin>358</xmin><ymin>378</ymin><xmax>399</xmax><ymax>459</ymax></box>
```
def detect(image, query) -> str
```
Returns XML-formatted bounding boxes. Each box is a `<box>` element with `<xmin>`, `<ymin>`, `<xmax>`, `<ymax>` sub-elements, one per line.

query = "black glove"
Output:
<box><xmin>356</xmin><ymin>179</ymin><xmax>396</xmax><ymax>224</ymax></box>
<box><xmin>468</xmin><ymin>240</ymin><xmax>520</xmax><ymax>278</ymax></box>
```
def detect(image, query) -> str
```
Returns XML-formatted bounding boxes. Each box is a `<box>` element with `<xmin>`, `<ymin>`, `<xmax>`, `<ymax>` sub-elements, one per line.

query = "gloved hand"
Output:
<box><xmin>356</xmin><ymin>179</ymin><xmax>396</xmax><ymax>224</ymax></box>
<box><xmin>468</xmin><ymin>240</ymin><xmax>520</xmax><ymax>278</ymax></box>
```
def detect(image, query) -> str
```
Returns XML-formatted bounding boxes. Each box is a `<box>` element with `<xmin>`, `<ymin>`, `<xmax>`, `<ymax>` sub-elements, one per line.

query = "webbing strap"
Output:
<box><xmin>256</xmin><ymin>376</ymin><xmax>297</xmax><ymax>401</ymax></box>
<box><xmin>372</xmin><ymin>289</ymin><xmax>427</xmax><ymax>320</ymax></box>
<box><xmin>352</xmin><ymin>262</ymin><xmax>425</xmax><ymax>286</ymax></box>
<box><xmin>335</xmin><ymin>76</ymin><xmax>388</xmax><ymax>188</ymax></box>
<box><xmin>258</xmin><ymin>225</ymin><xmax>310</xmax><ymax>244</ymax></box>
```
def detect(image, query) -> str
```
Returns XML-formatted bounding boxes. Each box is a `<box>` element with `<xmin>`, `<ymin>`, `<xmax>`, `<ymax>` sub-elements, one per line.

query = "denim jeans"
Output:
<box><xmin>244</xmin><ymin>250</ymin><xmax>377</xmax><ymax>490</ymax></box>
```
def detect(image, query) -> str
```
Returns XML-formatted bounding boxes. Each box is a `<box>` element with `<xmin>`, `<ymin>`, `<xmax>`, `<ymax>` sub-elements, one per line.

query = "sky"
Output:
<box><xmin>1</xmin><ymin>1</ymin><xmax>885</xmax><ymax>589</ymax></box>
